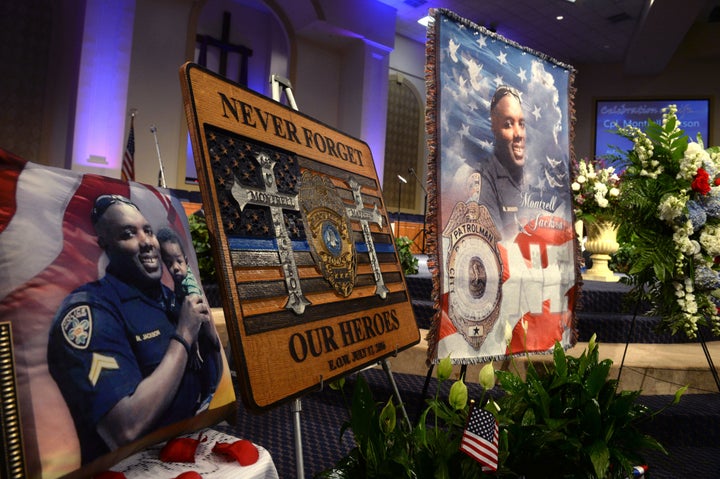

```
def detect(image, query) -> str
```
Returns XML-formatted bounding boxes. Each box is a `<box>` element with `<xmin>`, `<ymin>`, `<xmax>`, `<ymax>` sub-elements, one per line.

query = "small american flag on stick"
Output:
<box><xmin>460</xmin><ymin>400</ymin><xmax>499</xmax><ymax>472</ymax></box>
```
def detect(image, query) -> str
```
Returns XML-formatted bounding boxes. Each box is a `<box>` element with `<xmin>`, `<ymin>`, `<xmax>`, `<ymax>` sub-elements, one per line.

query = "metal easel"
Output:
<box><xmin>269</xmin><ymin>74</ymin><xmax>412</xmax><ymax>479</ymax></box>
<box><xmin>270</xmin><ymin>74</ymin><xmax>305</xmax><ymax>479</ymax></box>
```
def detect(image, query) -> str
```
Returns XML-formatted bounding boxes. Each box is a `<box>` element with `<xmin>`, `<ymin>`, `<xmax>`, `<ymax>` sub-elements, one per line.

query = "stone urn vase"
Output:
<box><xmin>582</xmin><ymin>219</ymin><xmax>619</xmax><ymax>282</ymax></box>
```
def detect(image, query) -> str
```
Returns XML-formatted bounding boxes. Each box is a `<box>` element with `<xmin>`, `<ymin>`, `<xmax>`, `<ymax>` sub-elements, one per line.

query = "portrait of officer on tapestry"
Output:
<box><xmin>425</xmin><ymin>9</ymin><xmax>580</xmax><ymax>364</ymax></box>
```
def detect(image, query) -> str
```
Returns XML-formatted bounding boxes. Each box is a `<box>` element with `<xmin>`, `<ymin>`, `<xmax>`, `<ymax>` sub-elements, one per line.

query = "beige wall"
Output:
<box><xmin>573</xmin><ymin>22</ymin><xmax>720</xmax><ymax>161</ymax></box>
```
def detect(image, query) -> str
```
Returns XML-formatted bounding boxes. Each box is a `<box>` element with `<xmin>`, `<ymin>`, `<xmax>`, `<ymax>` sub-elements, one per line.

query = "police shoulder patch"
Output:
<box><xmin>60</xmin><ymin>304</ymin><xmax>93</xmax><ymax>349</ymax></box>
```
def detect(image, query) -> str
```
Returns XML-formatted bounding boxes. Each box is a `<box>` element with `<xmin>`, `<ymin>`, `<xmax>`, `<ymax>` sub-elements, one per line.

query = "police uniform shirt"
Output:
<box><xmin>471</xmin><ymin>154</ymin><xmax>523</xmax><ymax>237</ymax></box>
<box><xmin>47</xmin><ymin>272</ymin><xmax>217</xmax><ymax>464</ymax></box>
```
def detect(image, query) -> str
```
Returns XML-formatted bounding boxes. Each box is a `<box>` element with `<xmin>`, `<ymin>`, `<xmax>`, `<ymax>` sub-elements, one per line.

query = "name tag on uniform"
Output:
<box><xmin>135</xmin><ymin>329</ymin><xmax>161</xmax><ymax>342</ymax></box>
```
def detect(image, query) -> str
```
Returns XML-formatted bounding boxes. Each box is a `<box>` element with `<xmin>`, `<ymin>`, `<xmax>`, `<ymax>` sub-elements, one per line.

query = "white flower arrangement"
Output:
<box><xmin>571</xmin><ymin>157</ymin><xmax>621</xmax><ymax>223</ymax></box>
<box><xmin>615</xmin><ymin>104</ymin><xmax>720</xmax><ymax>338</ymax></box>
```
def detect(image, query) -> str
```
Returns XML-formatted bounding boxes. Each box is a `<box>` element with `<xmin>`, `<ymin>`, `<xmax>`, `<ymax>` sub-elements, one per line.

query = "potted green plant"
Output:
<box><xmin>492</xmin><ymin>336</ymin><xmax>684</xmax><ymax>478</ymax></box>
<box><xmin>317</xmin><ymin>355</ymin><xmax>484</xmax><ymax>479</ymax></box>
<box><xmin>316</xmin><ymin>337</ymin><xmax>684</xmax><ymax>479</ymax></box>
<box><xmin>395</xmin><ymin>236</ymin><xmax>419</xmax><ymax>276</ymax></box>
<box><xmin>188</xmin><ymin>213</ymin><xmax>221</xmax><ymax>306</ymax></box>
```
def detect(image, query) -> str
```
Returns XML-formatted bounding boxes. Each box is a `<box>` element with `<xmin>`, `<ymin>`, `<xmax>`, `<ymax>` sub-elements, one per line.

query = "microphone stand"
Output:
<box><xmin>150</xmin><ymin>125</ymin><xmax>167</xmax><ymax>188</ymax></box>
<box><xmin>397</xmin><ymin>174</ymin><xmax>407</xmax><ymax>237</ymax></box>
<box><xmin>409</xmin><ymin>168</ymin><xmax>427</xmax><ymax>253</ymax></box>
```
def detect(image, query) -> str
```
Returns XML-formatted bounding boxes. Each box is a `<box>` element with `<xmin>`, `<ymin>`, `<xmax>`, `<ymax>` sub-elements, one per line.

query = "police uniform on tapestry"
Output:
<box><xmin>468</xmin><ymin>155</ymin><xmax>523</xmax><ymax>238</ymax></box>
<box><xmin>47</xmin><ymin>273</ymin><xmax>220</xmax><ymax>464</ymax></box>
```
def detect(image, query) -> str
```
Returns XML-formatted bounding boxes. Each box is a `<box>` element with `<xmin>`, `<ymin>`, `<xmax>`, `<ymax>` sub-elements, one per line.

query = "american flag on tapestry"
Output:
<box><xmin>121</xmin><ymin>114</ymin><xmax>135</xmax><ymax>181</ymax></box>
<box><xmin>424</xmin><ymin>9</ymin><xmax>580</xmax><ymax>364</ymax></box>
<box><xmin>460</xmin><ymin>403</ymin><xmax>499</xmax><ymax>472</ymax></box>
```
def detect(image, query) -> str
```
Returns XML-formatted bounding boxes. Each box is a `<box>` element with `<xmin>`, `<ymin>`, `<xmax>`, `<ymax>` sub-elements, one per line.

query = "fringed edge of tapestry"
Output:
<box><xmin>424</xmin><ymin>8</ymin><xmax>583</xmax><ymax>366</ymax></box>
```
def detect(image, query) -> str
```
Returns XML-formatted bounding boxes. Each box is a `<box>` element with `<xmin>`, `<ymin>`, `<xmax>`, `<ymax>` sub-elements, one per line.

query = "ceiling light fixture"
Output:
<box><xmin>556</xmin><ymin>15</ymin><xmax>564</xmax><ymax>20</ymax></box>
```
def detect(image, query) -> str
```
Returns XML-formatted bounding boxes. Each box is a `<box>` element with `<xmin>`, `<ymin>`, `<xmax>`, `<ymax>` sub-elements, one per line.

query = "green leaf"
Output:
<box><xmin>521</xmin><ymin>407</ymin><xmax>536</xmax><ymax>426</ymax></box>
<box><xmin>329</xmin><ymin>378</ymin><xmax>345</xmax><ymax>391</ymax></box>
<box><xmin>543</xmin><ymin>417</ymin><xmax>571</xmax><ymax>431</ymax></box>
<box><xmin>395</xmin><ymin>236</ymin><xmax>419</xmax><ymax>276</ymax></box>
<box><xmin>415</xmin><ymin>407</ymin><xmax>431</xmax><ymax>447</ymax></box>
<box><xmin>584</xmin><ymin>359</ymin><xmax>612</xmax><ymax>397</ymax></box>
<box><xmin>581</xmin><ymin>398</ymin><xmax>602</xmax><ymax>438</ymax></box>
<box><xmin>527</xmin><ymin>376</ymin><xmax>551</xmax><ymax>418</ymax></box>
<box><xmin>672</xmin><ymin>385</ymin><xmax>688</xmax><ymax>405</ymax></box>
<box><xmin>587</xmin><ymin>439</ymin><xmax>610</xmax><ymax>478</ymax></box>
<box><xmin>350</xmin><ymin>375</ymin><xmax>377</xmax><ymax>447</ymax></box>
<box><xmin>496</xmin><ymin>370</ymin><xmax>523</xmax><ymax>394</ymax></box>
<box><xmin>434</xmin><ymin>461</ymin><xmax>450</xmax><ymax>479</ymax></box>
<box><xmin>188</xmin><ymin>213</ymin><xmax>217</xmax><ymax>283</ymax></box>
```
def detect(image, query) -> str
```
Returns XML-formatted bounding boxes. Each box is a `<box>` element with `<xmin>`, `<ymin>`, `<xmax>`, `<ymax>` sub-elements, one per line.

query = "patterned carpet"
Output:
<box><xmin>214</xmin><ymin>367</ymin><xmax>720</xmax><ymax>478</ymax></box>
<box><xmin>215</xmin><ymin>367</ymin><xmax>438</xmax><ymax>478</ymax></box>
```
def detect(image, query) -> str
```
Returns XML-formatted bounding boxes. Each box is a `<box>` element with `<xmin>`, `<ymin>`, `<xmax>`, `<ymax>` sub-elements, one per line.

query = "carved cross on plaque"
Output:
<box><xmin>345</xmin><ymin>178</ymin><xmax>389</xmax><ymax>299</ymax></box>
<box><xmin>231</xmin><ymin>152</ymin><xmax>311</xmax><ymax>314</ymax></box>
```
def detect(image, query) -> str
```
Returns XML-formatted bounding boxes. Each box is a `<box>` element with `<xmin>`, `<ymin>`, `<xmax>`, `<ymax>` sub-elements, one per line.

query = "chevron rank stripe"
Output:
<box><xmin>88</xmin><ymin>353</ymin><xmax>119</xmax><ymax>387</ymax></box>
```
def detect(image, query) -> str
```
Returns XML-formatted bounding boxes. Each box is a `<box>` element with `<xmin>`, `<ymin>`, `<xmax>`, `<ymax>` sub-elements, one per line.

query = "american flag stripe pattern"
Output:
<box><xmin>121</xmin><ymin>115</ymin><xmax>135</xmax><ymax>182</ymax></box>
<box><xmin>460</xmin><ymin>403</ymin><xmax>499</xmax><ymax>472</ymax></box>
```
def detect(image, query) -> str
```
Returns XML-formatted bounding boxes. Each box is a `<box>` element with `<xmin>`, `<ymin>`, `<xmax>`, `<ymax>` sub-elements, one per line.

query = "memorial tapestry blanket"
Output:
<box><xmin>424</xmin><ymin>9</ymin><xmax>581</xmax><ymax>364</ymax></box>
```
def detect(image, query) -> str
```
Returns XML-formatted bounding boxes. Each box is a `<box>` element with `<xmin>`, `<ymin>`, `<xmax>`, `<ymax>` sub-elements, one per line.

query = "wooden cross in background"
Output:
<box><xmin>196</xmin><ymin>11</ymin><xmax>253</xmax><ymax>85</ymax></box>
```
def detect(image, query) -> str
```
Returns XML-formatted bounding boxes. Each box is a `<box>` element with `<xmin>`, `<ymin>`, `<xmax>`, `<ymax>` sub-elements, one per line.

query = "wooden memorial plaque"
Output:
<box><xmin>180</xmin><ymin>63</ymin><xmax>420</xmax><ymax>411</ymax></box>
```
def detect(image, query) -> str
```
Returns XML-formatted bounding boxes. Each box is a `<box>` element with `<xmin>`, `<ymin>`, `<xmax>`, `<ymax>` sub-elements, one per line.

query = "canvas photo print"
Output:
<box><xmin>0</xmin><ymin>149</ymin><xmax>235</xmax><ymax>479</ymax></box>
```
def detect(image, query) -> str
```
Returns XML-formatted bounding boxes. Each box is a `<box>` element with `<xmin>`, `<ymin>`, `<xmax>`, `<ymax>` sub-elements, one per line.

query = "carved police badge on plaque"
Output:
<box><xmin>443</xmin><ymin>202</ymin><xmax>502</xmax><ymax>350</ymax></box>
<box><xmin>299</xmin><ymin>171</ymin><xmax>357</xmax><ymax>297</ymax></box>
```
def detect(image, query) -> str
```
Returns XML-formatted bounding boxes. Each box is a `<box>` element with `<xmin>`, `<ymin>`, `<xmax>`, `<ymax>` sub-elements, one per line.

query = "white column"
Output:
<box><xmin>71</xmin><ymin>0</ymin><xmax>135</xmax><ymax>176</ymax></box>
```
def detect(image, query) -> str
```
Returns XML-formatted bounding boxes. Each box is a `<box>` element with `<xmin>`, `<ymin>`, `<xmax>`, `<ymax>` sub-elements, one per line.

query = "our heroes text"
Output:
<box><xmin>288</xmin><ymin>308</ymin><xmax>400</xmax><ymax>372</ymax></box>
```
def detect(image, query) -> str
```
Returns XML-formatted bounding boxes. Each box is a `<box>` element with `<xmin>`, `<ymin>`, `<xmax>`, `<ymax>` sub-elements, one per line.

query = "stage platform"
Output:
<box><xmin>211</xmin><ymin>256</ymin><xmax>720</xmax><ymax>395</ymax></box>
<box><xmin>396</xmin><ymin>254</ymin><xmax>720</xmax><ymax>395</ymax></box>
<box><xmin>384</xmin><ymin>329</ymin><xmax>720</xmax><ymax>395</ymax></box>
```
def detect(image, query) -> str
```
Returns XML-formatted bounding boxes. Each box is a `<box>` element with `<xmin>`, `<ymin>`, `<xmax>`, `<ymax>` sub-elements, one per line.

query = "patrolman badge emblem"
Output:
<box><xmin>443</xmin><ymin>202</ymin><xmax>502</xmax><ymax>350</ymax></box>
<box><xmin>299</xmin><ymin>171</ymin><xmax>357</xmax><ymax>297</ymax></box>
